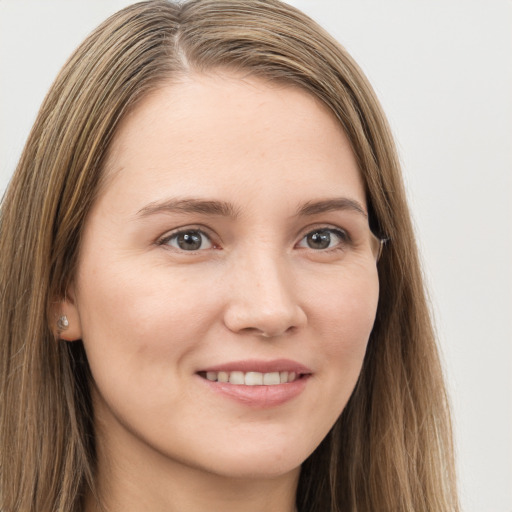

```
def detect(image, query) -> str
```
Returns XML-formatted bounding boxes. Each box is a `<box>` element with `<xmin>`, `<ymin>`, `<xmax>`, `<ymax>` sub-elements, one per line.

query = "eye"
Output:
<box><xmin>161</xmin><ymin>229</ymin><xmax>213</xmax><ymax>251</ymax></box>
<box><xmin>297</xmin><ymin>228</ymin><xmax>349</xmax><ymax>250</ymax></box>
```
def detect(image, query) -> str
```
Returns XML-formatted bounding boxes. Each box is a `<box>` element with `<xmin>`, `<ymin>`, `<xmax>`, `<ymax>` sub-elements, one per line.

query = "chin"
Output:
<box><xmin>187</xmin><ymin>436</ymin><xmax>314</xmax><ymax>481</ymax></box>
<box><xmin>203</xmin><ymin>458</ymin><xmax>303</xmax><ymax>481</ymax></box>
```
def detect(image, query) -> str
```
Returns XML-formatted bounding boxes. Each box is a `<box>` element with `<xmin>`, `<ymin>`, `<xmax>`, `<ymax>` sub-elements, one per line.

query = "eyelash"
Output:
<box><xmin>296</xmin><ymin>227</ymin><xmax>351</xmax><ymax>251</ymax></box>
<box><xmin>157</xmin><ymin>227</ymin><xmax>216</xmax><ymax>252</ymax></box>
<box><xmin>157</xmin><ymin>225</ymin><xmax>352</xmax><ymax>253</ymax></box>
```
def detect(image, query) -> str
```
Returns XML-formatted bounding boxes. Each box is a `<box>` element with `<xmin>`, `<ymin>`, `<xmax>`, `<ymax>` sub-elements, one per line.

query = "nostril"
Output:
<box><xmin>239</xmin><ymin>324</ymin><xmax>298</xmax><ymax>338</ymax></box>
<box><xmin>222</xmin><ymin>276</ymin><xmax>307</xmax><ymax>335</ymax></box>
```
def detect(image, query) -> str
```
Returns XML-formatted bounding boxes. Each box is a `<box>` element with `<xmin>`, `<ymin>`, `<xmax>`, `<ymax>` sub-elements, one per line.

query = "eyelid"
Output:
<box><xmin>295</xmin><ymin>223</ymin><xmax>352</xmax><ymax>244</ymax></box>
<box><xmin>156</xmin><ymin>225</ymin><xmax>219</xmax><ymax>249</ymax></box>
<box><xmin>155</xmin><ymin>223</ymin><xmax>354</xmax><ymax>252</ymax></box>
<box><xmin>295</xmin><ymin>227</ymin><xmax>351</xmax><ymax>251</ymax></box>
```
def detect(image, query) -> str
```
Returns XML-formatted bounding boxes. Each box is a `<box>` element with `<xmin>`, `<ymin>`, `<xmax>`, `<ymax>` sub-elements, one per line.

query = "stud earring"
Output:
<box><xmin>57</xmin><ymin>315</ymin><xmax>69</xmax><ymax>331</ymax></box>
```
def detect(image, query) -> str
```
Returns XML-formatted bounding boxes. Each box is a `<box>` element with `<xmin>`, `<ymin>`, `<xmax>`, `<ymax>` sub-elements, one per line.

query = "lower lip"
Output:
<box><xmin>198</xmin><ymin>375</ymin><xmax>310</xmax><ymax>408</ymax></box>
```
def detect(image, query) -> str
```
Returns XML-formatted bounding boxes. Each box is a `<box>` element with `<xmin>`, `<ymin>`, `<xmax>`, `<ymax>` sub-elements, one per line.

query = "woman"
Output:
<box><xmin>0</xmin><ymin>1</ymin><xmax>459</xmax><ymax>511</ymax></box>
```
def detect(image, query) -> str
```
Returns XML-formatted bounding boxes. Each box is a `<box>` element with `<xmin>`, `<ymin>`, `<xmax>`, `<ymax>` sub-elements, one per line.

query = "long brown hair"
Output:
<box><xmin>0</xmin><ymin>1</ymin><xmax>458</xmax><ymax>510</ymax></box>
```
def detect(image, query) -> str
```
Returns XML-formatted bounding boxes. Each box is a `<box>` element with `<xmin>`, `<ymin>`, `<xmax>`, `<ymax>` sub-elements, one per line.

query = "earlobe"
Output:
<box><xmin>53</xmin><ymin>291</ymin><xmax>83</xmax><ymax>342</ymax></box>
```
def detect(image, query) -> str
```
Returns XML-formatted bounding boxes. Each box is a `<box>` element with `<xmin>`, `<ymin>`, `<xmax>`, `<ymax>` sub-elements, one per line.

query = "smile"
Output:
<box><xmin>197</xmin><ymin>360</ymin><xmax>311</xmax><ymax>407</ymax></box>
<box><xmin>200</xmin><ymin>370</ymin><xmax>300</xmax><ymax>385</ymax></box>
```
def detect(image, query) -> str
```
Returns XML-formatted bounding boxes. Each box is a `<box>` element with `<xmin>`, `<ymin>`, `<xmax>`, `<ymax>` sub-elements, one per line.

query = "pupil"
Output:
<box><xmin>178</xmin><ymin>231</ymin><xmax>202</xmax><ymax>250</ymax></box>
<box><xmin>308</xmin><ymin>230</ymin><xmax>331</xmax><ymax>249</ymax></box>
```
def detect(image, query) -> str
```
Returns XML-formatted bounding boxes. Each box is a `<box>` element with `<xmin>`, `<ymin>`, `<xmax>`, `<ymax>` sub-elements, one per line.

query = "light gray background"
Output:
<box><xmin>1</xmin><ymin>1</ymin><xmax>511</xmax><ymax>511</ymax></box>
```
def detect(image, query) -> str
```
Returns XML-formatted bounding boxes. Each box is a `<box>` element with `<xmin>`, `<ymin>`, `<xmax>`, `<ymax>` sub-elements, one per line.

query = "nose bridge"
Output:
<box><xmin>223</xmin><ymin>244</ymin><xmax>306</xmax><ymax>336</ymax></box>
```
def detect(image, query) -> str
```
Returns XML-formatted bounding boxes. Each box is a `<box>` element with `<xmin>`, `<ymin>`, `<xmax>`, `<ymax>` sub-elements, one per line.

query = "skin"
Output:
<box><xmin>61</xmin><ymin>72</ymin><xmax>380</xmax><ymax>512</ymax></box>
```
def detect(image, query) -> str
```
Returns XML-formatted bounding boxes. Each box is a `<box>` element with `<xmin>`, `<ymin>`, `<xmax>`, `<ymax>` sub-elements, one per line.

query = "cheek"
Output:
<box><xmin>74</xmin><ymin>257</ymin><xmax>213</xmax><ymax>379</ymax></box>
<box><xmin>309</xmin><ymin>264</ymin><xmax>379</xmax><ymax>395</ymax></box>
<box><xmin>313</xmin><ymin>263</ymin><xmax>379</xmax><ymax>343</ymax></box>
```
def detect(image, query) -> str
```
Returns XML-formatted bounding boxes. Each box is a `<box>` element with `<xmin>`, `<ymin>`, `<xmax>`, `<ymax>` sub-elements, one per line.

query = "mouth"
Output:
<box><xmin>198</xmin><ymin>370</ymin><xmax>302</xmax><ymax>385</ymax></box>
<box><xmin>196</xmin><ymin>359</ymin><xmax>311</xmax><ymax>407</ymax></box>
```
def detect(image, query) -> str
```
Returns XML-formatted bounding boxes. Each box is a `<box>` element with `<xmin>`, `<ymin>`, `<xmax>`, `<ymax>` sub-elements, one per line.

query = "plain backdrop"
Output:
<box><xmin>1</xmin><ymin>1</ymin><xmax>511</xmax><ymax>511</ymax></box>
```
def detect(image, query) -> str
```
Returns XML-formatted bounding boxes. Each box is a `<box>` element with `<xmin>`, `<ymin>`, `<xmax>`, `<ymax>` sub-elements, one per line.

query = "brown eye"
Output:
<box><xmin>165</xmin><ymin>230</ymin><xmax>212</xmax><ymax>251</ymax></box>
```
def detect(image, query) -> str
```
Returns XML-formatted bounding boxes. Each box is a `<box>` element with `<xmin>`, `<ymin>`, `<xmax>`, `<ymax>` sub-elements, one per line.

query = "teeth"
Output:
<box><xmin>229</xmin><ymin>371</ymin><xmax>245</xmax><ymax>385</ymax></box>
<box><xmin>263</xmin><ymin>372</ymin><xmax>281</xmax><ymax>385</ymax></box>
<box><xmin>245</xmin><ymin>372</ymin><xmax>263</xmax><ymax>385</ymax></box>
<box><xmin>202</xmin><ymin>370</ymin><xmax>301</xmax><ymax>385</ymax></box>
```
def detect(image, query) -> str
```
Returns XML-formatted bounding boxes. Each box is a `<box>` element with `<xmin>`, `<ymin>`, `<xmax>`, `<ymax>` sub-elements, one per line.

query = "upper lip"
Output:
<box><xmin>198</xmin><ymin>358</ymin><xmax>312</xmax><ymax>374</ymax></box>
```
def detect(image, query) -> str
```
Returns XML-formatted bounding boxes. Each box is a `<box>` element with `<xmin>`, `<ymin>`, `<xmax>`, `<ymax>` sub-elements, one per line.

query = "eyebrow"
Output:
<box><xmin>136</xmin><ymin>196</ymin><xmax>367</xmax><ymax>219</ymax></box>
<box><xmin>296</xmin><ymin>198</ymin><xmax>368</xmax><ymax>218</ymax></box>
<box><xmin>137</xmin><ymin>198</ymin><xmax>240</xmax><ymax>218</ymax></box>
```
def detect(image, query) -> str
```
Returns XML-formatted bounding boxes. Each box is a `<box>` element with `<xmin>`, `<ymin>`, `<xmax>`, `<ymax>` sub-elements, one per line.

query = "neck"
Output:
<box><xmin>86</xmin><ymin>417</ymin><xmax>300</xmax><ymax>512</ymax></box>
<box><xmin>87</xmin><ymin>464</ymin><xmax>299</xmax><ymax>512</ymax></box>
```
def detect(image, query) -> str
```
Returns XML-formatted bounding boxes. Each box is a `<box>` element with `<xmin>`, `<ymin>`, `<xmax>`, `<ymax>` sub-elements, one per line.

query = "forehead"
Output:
<box><xmin>101</xmin><ymin>72</ymin><xmax>366</xmax><ymax>210</ymax></box>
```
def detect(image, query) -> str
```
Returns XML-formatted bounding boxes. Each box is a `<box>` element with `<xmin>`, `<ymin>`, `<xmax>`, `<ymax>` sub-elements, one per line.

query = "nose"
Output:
<box><xmin>223</xmin><ymin>252</ymin><xmax>307</xmax><ymax>338</ymax></box>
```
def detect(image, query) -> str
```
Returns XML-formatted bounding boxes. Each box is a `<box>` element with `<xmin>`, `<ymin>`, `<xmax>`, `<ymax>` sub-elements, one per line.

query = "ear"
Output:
<box><xmin>52</xmin><ymin>287</ymin><xmax>83</xmax><ymax>342</ymax></box>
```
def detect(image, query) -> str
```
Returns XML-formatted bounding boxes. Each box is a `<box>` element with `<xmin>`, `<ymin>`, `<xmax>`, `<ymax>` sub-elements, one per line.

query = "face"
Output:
<box><xmin>64</xmin><ymin>73</ymin><xmax>380</xmax><ymax>483</ymax></box>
